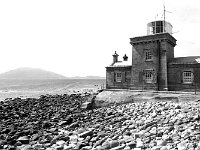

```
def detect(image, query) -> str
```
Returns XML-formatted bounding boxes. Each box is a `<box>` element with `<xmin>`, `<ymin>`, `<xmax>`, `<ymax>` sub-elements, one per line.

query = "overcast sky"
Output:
<box><xmin>0</xmin><ymin>0</ymin><xmax>200</xmax><ymax>77</ymax></box>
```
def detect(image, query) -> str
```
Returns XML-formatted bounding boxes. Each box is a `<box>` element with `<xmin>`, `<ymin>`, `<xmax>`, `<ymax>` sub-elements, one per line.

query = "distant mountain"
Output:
<box><xmin>0</xmin><ymin>68</ymin><xmax>67</xmax><ymax>80</ymax></box>
<box><xmin>84</xmin><ymin>76</ymin><xmax>105</xmax><ymax>79</ymax></box>
<box><xmin>68</xmin><ymin>76</ymin><xmax>105</xmax><ymax>79</ymax></box>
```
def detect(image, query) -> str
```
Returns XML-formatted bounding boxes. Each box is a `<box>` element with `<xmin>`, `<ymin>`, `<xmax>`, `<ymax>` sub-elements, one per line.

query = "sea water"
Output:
<box><xmin>0</xmin><ymin>79</ymin><xmax>105</xmax><ymax>101</ymax></box>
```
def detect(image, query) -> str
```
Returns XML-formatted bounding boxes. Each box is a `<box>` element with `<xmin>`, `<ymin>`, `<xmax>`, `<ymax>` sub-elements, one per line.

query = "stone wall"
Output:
<box><xmin>130</xmin><ymin>41</ymin><xmax>159</xmax><ymax>90</ymax></box>
<box><xmin>168</xmin><ymin>64</ymin><xmax>200</xmax><ymax>91</ymax></box>
<box><xmin>106</xmin><ymin>67</ymin><xmax>131</xmax><ymax>89</ymax></box>
<box><xmin>130</xmin><ymin>33</ymin><xmax>176</xmax><ymax>91</ymax></box>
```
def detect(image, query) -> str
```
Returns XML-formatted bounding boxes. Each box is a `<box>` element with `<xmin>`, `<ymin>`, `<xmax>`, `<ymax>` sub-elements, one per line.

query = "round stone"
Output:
<box><xmin>156</xmin><ymin>140</ymin><xmax>167</xmax><ymax>146</ymax></box>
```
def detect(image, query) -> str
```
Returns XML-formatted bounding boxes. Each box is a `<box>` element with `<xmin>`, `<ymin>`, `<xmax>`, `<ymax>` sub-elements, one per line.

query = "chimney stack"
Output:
<box><xmin>123</xmin><ymin>54</ymin><xmax>128</xmax><ymax>61</ymax></box>
<box><xmin>112</xmin><ymin>51</ymin><xmax>119</xmax><ymax>63</ymax></box>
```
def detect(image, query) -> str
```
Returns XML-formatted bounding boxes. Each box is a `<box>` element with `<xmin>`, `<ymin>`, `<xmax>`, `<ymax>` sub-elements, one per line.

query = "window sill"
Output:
<box><xmin>183</xmin><ymin>82</ymin><xmax>193</xmax><ymax>84</ymax></box>
<box><xmin>145</xmin><ymin>59</ymin><xmax>153</xmax><ymax>62</ymax></box>
<box><xmin>145</xmin><ymin>81</ymin><xmax>154</xmax><ymax>84</ymax></box>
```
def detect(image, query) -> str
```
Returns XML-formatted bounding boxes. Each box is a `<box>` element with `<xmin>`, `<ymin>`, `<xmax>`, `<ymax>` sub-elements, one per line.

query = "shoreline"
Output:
<box><xmin>0</xmin><ymin>78</ymin><xmax>105</xmax><ymax>101</ymax></box>
<box><xmin>0</xmin><ymin>87</ymin><xmax>101</xmax><ymax>101</ymax></box>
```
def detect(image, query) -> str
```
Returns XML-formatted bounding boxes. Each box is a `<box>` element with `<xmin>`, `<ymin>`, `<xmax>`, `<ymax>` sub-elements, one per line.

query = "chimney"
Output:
<box><xmin>112</xmin><ymin>51</ymin><xmax>119</xmax><ymax>63</ymax></box>
<box><xmin>123</xmin><ymin>54</ymin><xmax>128</xmax><ymax>61</ymax></box>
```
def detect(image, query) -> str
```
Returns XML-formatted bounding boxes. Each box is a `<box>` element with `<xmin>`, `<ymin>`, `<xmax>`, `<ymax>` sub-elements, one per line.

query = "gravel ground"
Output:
<box><xmin>1</xmin><ymin>91</ymin><xmax>200</xmax><ymax>150</ymax></box>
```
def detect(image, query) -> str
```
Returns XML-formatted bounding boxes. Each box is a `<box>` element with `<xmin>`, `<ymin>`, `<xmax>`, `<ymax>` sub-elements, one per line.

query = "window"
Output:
<box><xmin>145</xmin><ymin>50</ymin><xmax>153</xmax><ymax>61</ymax></box>
<box><xmin>116</xmin><ymin>72</ymin><xmax>122</xmax><ymax>82</ymax></box>
<box><xmin>148</xmin><ymin>21</ymin><xmax>164</xmax><ymax>34</ymax></box>
<box><xmin>183</xmin><ymin>71</ymin><xmax>193</xmax><ymax>84</ymax></box>
<box><xmin>144</xmin><ymin>70</ymin><xmax>153</xmax><ymax>83</ymax></box>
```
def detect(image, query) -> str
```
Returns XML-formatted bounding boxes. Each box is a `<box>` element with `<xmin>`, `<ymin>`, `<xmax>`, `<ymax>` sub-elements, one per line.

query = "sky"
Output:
<box><xmin>0</xmin><ymin>0</ymin><xmax>200</xmax><ymax>77</ymax></box>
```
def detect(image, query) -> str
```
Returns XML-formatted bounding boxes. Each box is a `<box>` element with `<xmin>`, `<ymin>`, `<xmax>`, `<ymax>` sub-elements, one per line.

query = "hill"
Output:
<box><xmin>69</xmin><ymin>76</ymin><xmax>105</xmax><ymax>79</ymax></box>
<box><xmin>0</xmin><ymin>68</ymin><xmax>67</xmax><ymax>80</ymax></box>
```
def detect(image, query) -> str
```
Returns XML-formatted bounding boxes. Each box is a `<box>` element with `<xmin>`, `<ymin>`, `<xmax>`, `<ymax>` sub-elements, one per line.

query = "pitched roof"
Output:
<box><xmin>169</xmin><ymin>56</ymin><xmax>200</xmax><ymax>64</ymax></box>
<box><xmin>112</xmin><ymin>61</ymin><xmax>132</xmax><ymax>67</ymax></box>
<box><xmin>107</xmin><ymin>61</ymin><xmax>132</xmax><ymax>67</ymax></box>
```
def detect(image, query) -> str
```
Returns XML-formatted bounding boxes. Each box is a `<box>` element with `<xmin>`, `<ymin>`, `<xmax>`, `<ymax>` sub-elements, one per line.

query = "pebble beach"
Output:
<box><xmin>1</xmin><ymin>91</ymin><xmax>200</xmax><ymax>150</ymax></box>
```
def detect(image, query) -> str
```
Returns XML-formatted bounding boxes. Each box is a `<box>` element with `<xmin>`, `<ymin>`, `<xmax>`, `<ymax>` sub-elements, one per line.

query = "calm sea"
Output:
<box><xmin>0</xmin><ymin>79</ymin><xmax>105</xmax><ymax>101</ymax></box>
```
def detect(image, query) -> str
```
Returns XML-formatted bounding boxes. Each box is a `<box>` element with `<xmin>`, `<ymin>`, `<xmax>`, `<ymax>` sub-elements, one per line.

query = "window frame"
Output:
<box><xmin>149</xmin><ymin>21</ymin><xmax>164</xmax><ymax>34</ymax></box>
<box><xmin>115</xmin><ymin>72</ymin><xmax>122</xmax><ymax>82</ymax></box>
<box><xmin>144</xmin><ymin>69</ymin><xmax>154</xmax><ymax>83</ymax></box>
<box><xmin>144</xmin><ymin>49</ymin><xmax>153</xmax><ymax>61</ymax></box>
<box><xmin>183</xmin><ymin>71</ymin><xmax>193</xmax><ymax>84</ymax></box>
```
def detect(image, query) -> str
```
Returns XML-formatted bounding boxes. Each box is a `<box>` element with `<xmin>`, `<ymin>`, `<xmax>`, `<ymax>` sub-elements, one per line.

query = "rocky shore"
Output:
<box><xmin>1</xmin><ymin>91</ymin><xmax>200</xmax><ymax>150</ymax></box>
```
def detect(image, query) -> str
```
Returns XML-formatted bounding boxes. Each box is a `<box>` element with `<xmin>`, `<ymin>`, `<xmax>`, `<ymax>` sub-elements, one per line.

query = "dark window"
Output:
<box><xmin>149</xmin><ymin>21</ymin><xmax>164</xmax><ymax>34</ymax></box>
<box><xmin>145</xmin><ymin>50</ymin><xmax>153</xmax><ymax>61</ymax></box>
<box><xmin>144</xmin><ymin>70</ymin><xmax>153</xmax><ymax>83</ymax></box>
<box><xmin>183</xmin><ymin>71</ymin><xmax>193</xmax><ymax>84</ymax></box>
<box><xmin>116</xmin><ymin>72</ymin><xmax>122</xmax><ymax>82</ymax></box>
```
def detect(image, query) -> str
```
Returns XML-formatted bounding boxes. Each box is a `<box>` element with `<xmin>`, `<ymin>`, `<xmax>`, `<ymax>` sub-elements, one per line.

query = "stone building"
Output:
<box><xmin>106</xmin><ymin>20</ymin><xmax>200</xmax><ymax>91</ymax></box>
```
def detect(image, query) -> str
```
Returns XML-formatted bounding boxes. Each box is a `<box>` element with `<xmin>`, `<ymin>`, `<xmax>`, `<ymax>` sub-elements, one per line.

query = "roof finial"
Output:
<box><xmin>123</xmin><ymin>54</ymin><xmax>128</xmax><ymax>61</ymax></box>
<box><xmin>113</xmin><ymin>51</ymin><xmax>119</xmax><ymax>56</ymax></box>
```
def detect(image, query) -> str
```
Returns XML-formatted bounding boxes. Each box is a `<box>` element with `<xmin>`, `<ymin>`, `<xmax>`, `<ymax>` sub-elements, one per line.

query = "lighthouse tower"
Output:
<box><xmin>130</xmin><ymin>20</ymin><xmax>176</xmax><ymax>91</ymax></box>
